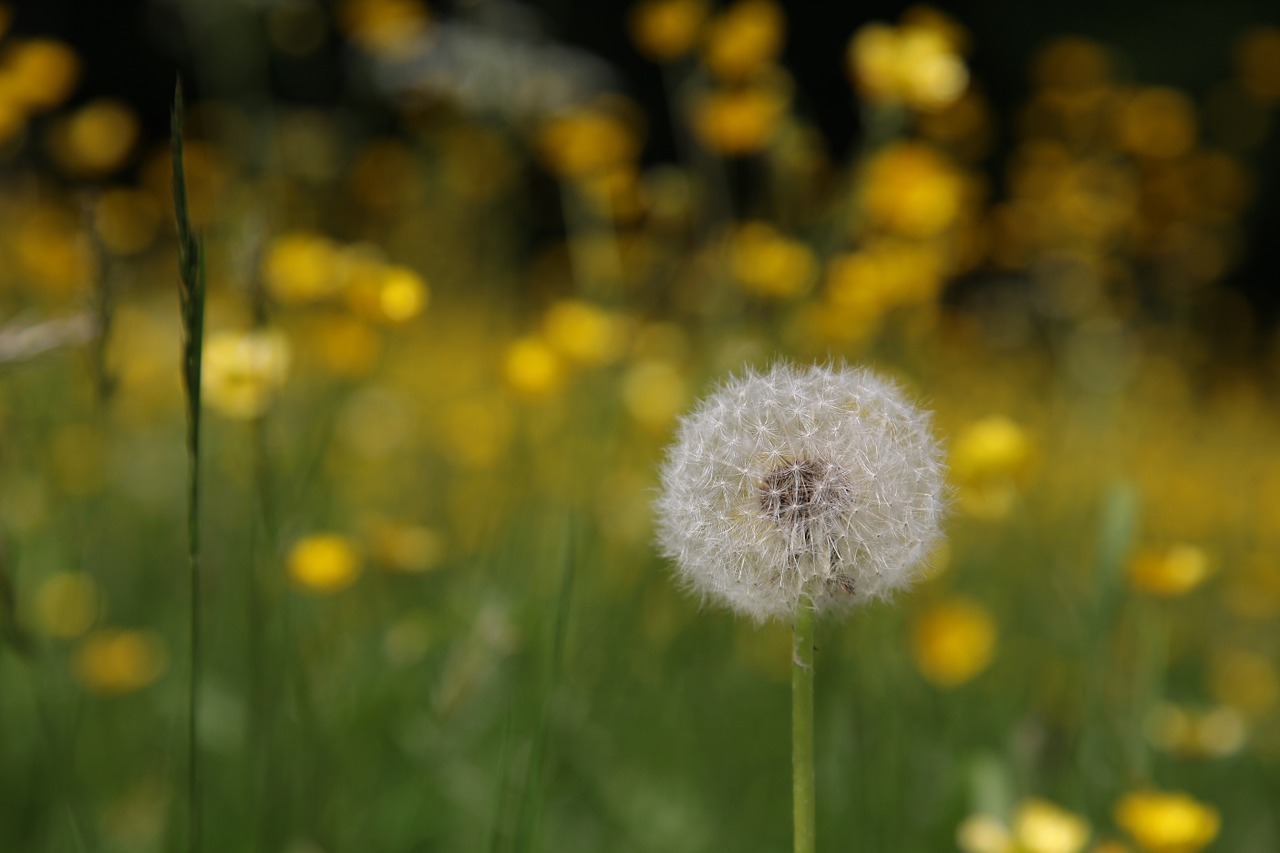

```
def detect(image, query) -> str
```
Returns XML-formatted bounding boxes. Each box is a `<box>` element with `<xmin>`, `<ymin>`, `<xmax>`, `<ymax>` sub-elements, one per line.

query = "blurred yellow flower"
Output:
<box><xmin>300</xmin><ymin>315</ymin><xmax>383</xmax><ymax>378</ymax></box>
<box><xmin>504</xmin><ymin>336</ymin><xmax>566</xmax><ymax>399</ymax></box>
<box><xmin>263</xmin><ymin>232</ymin><xmax>342</xmax><ymax>304</ymax></box>
<box><xmin>863</xmin><ymin>142</ymin><xmax>964</xmax><ymax>238</ymax></box>
<box><xmin>629</xmin><ymin>0</ymin><xmax>707</xmax><ymax>62</ymax></box>
<box><xmin>1013</xmin><ymin>798</ymin><xmax>1091</xmax><ymax>853</ymax></box>
<box><xmin>343</xmin><ymin>256</ymin><xmax>430</xmax><ymax>324</ymax></box>
<box><xmin>34</xmin><ymin>572</ymin><xmax>99</xmax><ymax>639</ymax></box>
<box><xmin>950</xmin><ymin>415</ymin><xmax>1033</xmax><ymax>519</ymax></box>
<box><xmin>1208</xmin><ymin>647</ymin><xmax>1278</xmax><ymax>716</ymax></box>
<box><xmin>339</xmin><ymin>0</ymin><xmax>429</xmax><ymax>57</ymax></box>
<box><xmin>202</xmin><ymin>328</ymin><xmax>291</xmax><ymax>420</ymax></box>
<box><xmin>365</xmin><ymin>519</ymin><xmax>444</xmax><ymax>573</ymax></box>
<box><xmin>542</xmin><ymin>299</ymin><xmax>628</xmax><ymax>366</ymax></box>
<box><xmin>728</xmin><ymin>221</ymin><xmax>815</xmax><ymax>298</ymax></box>
<box><xmin>538</xmin><ymin>105</ymin><xmax>640</xmax><ymax>178</ymax></box>
<box><xmin>1127</xmin><ymin>545</ymin><xmax>1210</xmax><ymax>597</ymax></box>
<box><xmin>288</xmin><ymin>534</ymin><xmax>362</xmax><ymax>593</ymax></box>
<box><xmin>847</xmin><ymin>15</ymin><xmax>968</xmax><ymax>111</ymax></box>
<box><xmin>825</xmin><ymin>240</ymin><xmax>946</xmax><ymax>320</ymax></box>
<box><xmin>622</xmin><ymin>359</ymin><xmax>687</xmax><ymax>429</ymax></box>
<box><xmin>1234</xmin><ymin>26</ymin><xmax>1280</xmax><ymax>104</ymax></box>
<box><xmin>93</xmin><ymin>187</ymin><xmax>162</xmax><ymax>256</ymax></box>
<box><xmin>1145</xmin><ymin>702</ymin><xmax>1246</xmax><ymax>759</ymax></box>
<box><xmin>911</xmin><ymin>597</ymin><xmax>997</xmax><ymax>688</ymax></box>
<box><xmin>1117</xmin><ymin>88</ymin><xmax>1197</xmax><ymax>160</ymax></box>
<box><xmin>73</xmin><ymin>629</ymin><xmax>168</xmax><ymax>695</ymax></box>
<box><xmin>701</xmin><ymin>0</ymin><xmax>784</xmax><ymax>82</ymax></box>
<box><xmin>956</xmin><ymin>813</ymin><xmax>1012</xmax><ymax>853</ymax></box>
<box><xmin>48</xmin><ymin>99</ymin><xmax>139</xmax><ymax>178</ymax></box>
<box><xmin>1114</xmin><ymin>791</ymin><xmax>1219</xmax><ymax>853</ymax></box>
<box><xmin>0</xmin><ymin>38</ymin><xmax>80</xmax><ymax>112</ymax></box>
<box><xmin>691</xmin><ymin>80</ymin><xmax>788</xmax><ymax>155</ymax></box>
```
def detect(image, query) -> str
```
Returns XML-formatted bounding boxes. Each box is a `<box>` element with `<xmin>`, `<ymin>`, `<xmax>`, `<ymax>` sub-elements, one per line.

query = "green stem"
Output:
<box><xmin>792</xmin><ymin>595</ymin><xmax>816</xmax><ymax>853</ymax></box>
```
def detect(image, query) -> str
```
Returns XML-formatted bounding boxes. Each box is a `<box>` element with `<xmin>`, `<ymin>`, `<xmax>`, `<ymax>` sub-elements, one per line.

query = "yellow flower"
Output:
<box><xmin>0</xmin><ymin>38</ymin><xmax>80</xmax><ymax>112</ymax></box>
<box><xmin>949</xmin><ymin>415</ymin><xmax>1034</xmax><ymax>519</ymax></box>
<box><xmin>1013</xmin><ymin>798</ymin><xmax>1091</xmax><ymax>853</ymax></box>
<box><xmin>538</xmin><ymin>104</ymin><xmax>640</xmax><ymax>178</ymax></box>
<box><xmin>690</xmin><ymin>79</ymin><xmax>788</xmax><ymax>155</ymax></box>
<box><xmin>629</xmin><ymin>0</ymin><xmax>707</xmax><ymax>62</ymax></box>
<box><xmin>299</xmin><ymin>315</ymin><xmax>383</xmax><ymax>378</ymax></box>
<box><xmin>728</xmin><ymin>221</ymin><xmax>816</xmax><ymax>298</ymax></box>
<box><xmin>287</xmin><ymin>534</ymin><xmax>362</xmax><ymax>592</ymax></box>
<box><xmin>847</xmin><ymin>14</ymin><xmax>968</xmax><ymax>111</ymax></box>
<box><xmin>1117</xmin><ymin>88</ymin><xmax>1197</xmax><ymax>160</ymax></box>
<box><xmin>503</xmin><ymin>336</ymin><xmax>566</xmax><ymax>399</ymax></box>
<box><xmin>48</xmin><ymin>99</ymin><xmax>139</xmax><ymax>178</ymax></box>
<box><xmin>701</xmin><ymin>0</ymin><xmax>784</xmax><ymax>82</ymax></box>
<box><xmin>73</xmin><ymin>630</ymin><xmax>168</xmax><ymax>695</ymax></box>
<box><xmin>202</xmin><ymin>328</ymin><xmax>291</xmax><ymax>420</ymax></box>
<box><xmin>622</xmin><ymin>359</ymin><xmax>687</xmax><ymax>430</ymax></box>
<box><xmin>263</xmin><ymin>232</ymin><xmax>342</xmax><ymax>304</ymax></box>
<box><xmin>956</xmin><ymin>813</ymin><xmax>1012</xmax><ymax>853</ymax></box>
<box><xmin>1145</xmin><ymin>702</ymin><xmax>1246</xmax><ymax>759</ymax></box>
<box><xmin>911</xmin><ymin>597</ymin><xmax>997</xmax><ymax>688</ymax></box>
<box><xmin>34</xmin><ymin>572</ymin><xmax>99</xmax><ymax>639</ymax></box>
<box><xmin>338</xmin><ymin>0</ymin><xmax>429</xmax><ymax>58</ymax></box>
<box><xmin>364</xmin><ymin>518</ymin><xmax>444</xmax><ymax>573</ymax></box>
<box><xmin>1235</xmin><ymin>26</ymin><xmax>1280</xmax><ymax>103</ymax></box>
<box><xmin>542</xmin><ymin>299</ymin><xmax>628</xmax><ymax>366</ymax></box>
<box><xmin>1114</xmin><ymin>791</ymin><xmax>1220</xmax><ymax>853</ymax></box>
<box><xmin>341</xmin><ymin>252</ymin><xmax>430</xmax><ymax>324</ymax></box>
<box><xmin>863</xmin><ymin>142</ymin><xmax>965</xmax><ymax>238</ymax></box>
<box><xmin>1127</xmin><ymin>545</ymin><xmax>1210</xmax><ymax>597</ymax></box>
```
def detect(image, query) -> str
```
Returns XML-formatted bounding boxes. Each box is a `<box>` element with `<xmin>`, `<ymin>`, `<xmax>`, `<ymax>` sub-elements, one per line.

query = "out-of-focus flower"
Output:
<box><xmin>202</xmin><ymin>328</ymin><xmax>291</xmax><ymax>420</ymax></box>
<box><xmin>287</xmin><ymin>534</ymin><xmax>362</xmax><ymax>593</ymax></box>
<box><xmin>542</xmin><ymin>299</ymin><xmax>628</xmax><ymax>367</ymax></box>
<box><xmin>825</xmin><ymin>240</ymin><xmax>947</xmax><ymax>321</ymax></box>
<box><xmin>73</xmin><ymin>629</ymin><xmax>168</xmax><ymax>695</ymax></box>
<box><xmin>1113</xmin><ymin>791</ymin><xmax>1219</xmax><ymax>853</ymax></box>
<box><xmin>538</xmin><ymin>103</ymin><xmax>641</xmax><ymax>179</ymax></box>
<box><xmin>34</xmin><ymin>572</ymin><xmax>99</xmax><ymax>639</ymax></box>
<box><xmin>701</xmin><ymin>0</ymin><xmax>784</xmax><ymax>82</ymax></box>
<box><xmin>863</xmin><ymin>142</ymin><xmax>965</xmax><ymax>238</ymax></box>
<box><xmin>1117</xmin><ymin>88</ymin><xmax>1197</xmax><ymax>160</ymax></box>
<box><xmin>1013</xmin><ymin>799</ymin><xmax>1092</xmax><ymax>853</ymax></box>
<box><xmin>949</xmin><ymin>416</ymin><xmax>1034</xmax><ymax>520</ymax></box>
<box><xmin>956</xmin><ymin>813</ymin><xmax>1012</xmax><ymax>853</ymax></box>
<box><xmin>911</xmin><ymin>597</ymin><xmax>997</xmax><ymax>688</ymax></box>
<box><xmin>847</xmin><ymin>12</ymin><xmax>968</xmax><ymax>111</ymax></box>
<box><xmin>691</xmin><ymin>77</ymin><xmax>789</xmax><ymax>155</ymax></box>
<box><xmin>629</xmin><ymin>0</ymin><xmax>707</xmax><ymax>63</ymax></box>
<box><xmin>727</xmin><ymin>222</ymin><xmax>816</xmax><ymax>298</ymax></box>
<box><xmin>298</xmin><ymin>315</ymin><xmax>383</xmax><ymax>378</ymax></box>
<box><xmin>504</xmin><ymin>336</ymin><xmax>566</xmax><ymax>399</ymax></box>
<box><xmin>263</xmin><ymin>232</ymin><xmax>342</xmax><ymax>304</ymax></box>
<box><xmin>1145</xmin><ymin>702</ymin><xmax>1247</xmax><ymax>758</ymax></box>
<box><xmin>0</xmin><ymin>38</ymin><xmax>80</xmax><ymax>112</ymax></box>
<box><xmin>47</xmin><ymin>99</ymin><xmax>139</xmax><ymax>178</ymax></box>
<box><xmin>1127</xmin><ymin>545</ymin><xmax>1210</xmax><ymax>597</ymax></box>
<box><xmin>655</xmin><ymin>363</ymin><xmax>946</xmax><ymax>622</ymax></box>
<box><xmin>622</xmin><ymin>359</ymin><xmax>686</xmax><ymax>430</ymax></box>
<box><xmin>339</xmin><ymin>0</ymin><xmax>429</xmax><ymax>58</ymax></box>
<box><xmin>1234</xmin><ymin>26</ymin><xmax>1280</xmax><ymax>104</ymax></box>
<box><xmin>343</xmin><ymin>257</ymin><xmax>430</xmax><ymax>324</ymax></box>
<box><xmin>365</xmin><ymin>518</ymin><xmax>444</xmax><ymax>573</ymax></box>
<box><xmin>93</xmin><ymin>188</ymin><xmax>162</xmax><ymax>256</ymax></box>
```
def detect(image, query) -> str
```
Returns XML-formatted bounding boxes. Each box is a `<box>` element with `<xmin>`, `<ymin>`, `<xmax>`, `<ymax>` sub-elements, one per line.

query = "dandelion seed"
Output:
<box><xmin>655</xmin><ymin>361</ymin><xmax>946</xmax><ymax>621</ymax></box>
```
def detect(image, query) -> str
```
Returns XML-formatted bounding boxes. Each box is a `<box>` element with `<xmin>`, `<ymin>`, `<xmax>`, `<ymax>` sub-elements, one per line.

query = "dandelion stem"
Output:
<box><xmin>792</xmin><ymin>594</ymin><xmax>817</xmax><ymax>853</ymax></box>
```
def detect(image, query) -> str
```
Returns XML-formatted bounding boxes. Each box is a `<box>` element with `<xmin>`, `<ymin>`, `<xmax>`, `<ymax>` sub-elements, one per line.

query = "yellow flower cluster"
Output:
<box><xmin>202</xmin><ymin>328</ymin><xmax>292</xmax><ymax>420</ymax></box>
<box><xmin>847</xmin><ymin>8</ymin><xmax>969</xmax><ymax>111</ymax></box>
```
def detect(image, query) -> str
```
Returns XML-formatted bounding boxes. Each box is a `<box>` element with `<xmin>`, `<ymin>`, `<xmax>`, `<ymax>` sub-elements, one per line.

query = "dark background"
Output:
<box><xmin>9</xmin><ymin>0</ymin><xmax>1280</xmax><ymax>335</ymax></box>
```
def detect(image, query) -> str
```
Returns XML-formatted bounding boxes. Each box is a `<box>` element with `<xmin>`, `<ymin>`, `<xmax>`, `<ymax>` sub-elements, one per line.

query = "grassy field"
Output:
<box><xmin>1</xmin><ymin>2</ymin><xmax>1278</xmax><ymax>851</ymax></box>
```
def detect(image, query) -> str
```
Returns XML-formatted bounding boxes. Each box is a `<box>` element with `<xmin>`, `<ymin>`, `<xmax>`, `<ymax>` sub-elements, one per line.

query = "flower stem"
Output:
<box><xmin>792</xmin><ymin>595</ymin><xmax>817</xmax><ymax>853</ymax></box>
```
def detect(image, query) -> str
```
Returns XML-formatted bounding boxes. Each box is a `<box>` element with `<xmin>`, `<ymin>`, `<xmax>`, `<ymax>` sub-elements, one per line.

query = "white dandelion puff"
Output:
<box><xmin>655</xmin><ymin>361</ymin><xmax>946</xmax><ymax>622</ymax></box>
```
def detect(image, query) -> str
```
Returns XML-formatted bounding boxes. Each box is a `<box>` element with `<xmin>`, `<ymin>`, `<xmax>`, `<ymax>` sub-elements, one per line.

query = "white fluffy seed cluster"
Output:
<box><xmin>655</xmin><ymin>362</ymin><xmax>946</xmax><ymax>622</ymax></box>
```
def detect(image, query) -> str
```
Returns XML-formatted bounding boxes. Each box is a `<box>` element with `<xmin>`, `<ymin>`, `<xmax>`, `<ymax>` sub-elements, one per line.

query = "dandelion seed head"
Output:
<box><xmin>655</xmin><ymin>361</ymin><xmax>946</xmax><ymax>622</ymax></box>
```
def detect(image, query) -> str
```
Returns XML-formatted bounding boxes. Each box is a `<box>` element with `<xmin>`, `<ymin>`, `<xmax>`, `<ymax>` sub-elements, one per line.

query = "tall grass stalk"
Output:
<box><xmin>171</xmin><ymin>79</ymin><xmax>207</xmax><ymax>853</ymax></box>
<box><xmin>792</xmin><ymin>596</ymin><xmax>816</xmax><ymax>853</ymax></box>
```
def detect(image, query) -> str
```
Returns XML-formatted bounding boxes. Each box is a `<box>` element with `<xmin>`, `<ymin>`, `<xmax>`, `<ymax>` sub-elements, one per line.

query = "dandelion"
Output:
<box><xmin>287</xmin><ymin>534</ymin><xmax>363</xmax><ymax>593</ymax></box>
<box><xmin>654</xmin><ymin>361</ymin><xmax>945</xmax><ymax>853</ymax></box>
<box><xmin>1113</xmin><ymin>790</ymin><xmax>1220</xmax><ymax>853</ymax></box>
<box><xmin>656</xmin><ymin>362</ymin><xmax>945</xmax><ymax>622</ymax></box>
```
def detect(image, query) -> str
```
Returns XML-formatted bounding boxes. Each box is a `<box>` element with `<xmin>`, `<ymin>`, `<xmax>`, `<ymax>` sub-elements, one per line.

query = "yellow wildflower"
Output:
<box><xmin>202</xmin><ymin>328</ymin><xmax>291</xmax><ymax>420</ymax></box>
<box><xmin>287</xmin><ymin>534</ymin><xmax>362</xmax><ymax>593</ymax></box>
<box><xmin>956</xmin><ymin>814</ymin><xmax>1012</xmax><ymax>853</ymax></box>
<box><xmin>701</xmin><ymin>0</ymin><xmax>784</xmax><ymax>82</ymax></box>
<box><xmin>339</xmin><ymin>0</ymin><xmax>429</xmax><ymax>58</ymax></box>
<box><xmin>538</xmin><ymin>104</ymin><xmax>640</xmax><ymax>178</ymax></box>
<box><xmin>504</xmin><ymin>336</ymin><xmax>566</xmax><ymax>399</ymax></box>
<box><xmin>1145</xmin><ymin>702</ymin><xmax>1246</xmax><ymax>759</ymax></box>
<box><xmin>48</xmin><ymin>99</ymin><xmax>139</xmax><ymax>178</ymax></box>
<box><xmin>542</xmin><ymin>299</ymin><xmax>628</xmax><ymax>366</ymax></box>
<box><xmin>263</xmin><ymin>232</ymin><xmax>342</xmax><ymax>303</ymax></box>
<box><xmin>1117</xmin><ymin>88</ymin><xmax>1197</xmax><ymax>160</ymax></box>
<box><xmin>864</xmin><ymin>142</ymin><xmax>965</xmax><ymax>238</ymax></box>
<box><xmin>622</xmin><ymin>359</ymin><xmax>687</xmax><ymax>430</ymax></box>
<box><xmin>34</xmin><ymin>572</ymin><xmax>99</xmax><ymax>639</ymax></box>
<box><xmin>73</xmin><ymin>630</ymin><xmax>168</xmax><ymax>695</ymax></box>
<box><xmin>365</xmin><ymin>518</ymin><xmax>444</xmax><ymax>573</ymax></box>
<box><xmin>629</xmin><ymin>0</ymin><xmax>707</xmax><ymax>63</ymax></box>
<box><xmin>1</xmin><ymin>38</ymin><xmax>80</xmax><ymax>111</ymax></box>
<box><xmin>911</xmin><ymin>597</ymin><xmax>997</xmax><ymax>688</ymax></box>
<box><xmin>1013</xmin><ymin>798</ymin><xmax>1091</xmax><ymax>853</ymax></box>
<box><xmin>949</xmin><ymin>415</ymin><xmax>1034</xmax><ymax>519</ymax></box>
<box><xmin>728</xmin><ymin>222</ymin><xmax>815</xmax><ymax>298</ymax></box>
<box><xmin>300</xmin><ymin>315</ymin><xmax>383</xmax><ymax>378</ymax></box>
<box><xmin>847</xmin><ymin>14</ymin><xmax>968</xmax><ymax>111</ymax></box>
<box><xmin>1114</xmin><ymin>791</ymin><xmax>1219</xmax><ymax>853</ymax></box>
<box><xmin>1127</xmin><ymin>545</ymin><xmax>1210</xmax><ymax>597</ymax></box>
<box><xmin>691</xmin><ymin>79</ymin><xmax>788</xmax><ymax>155</ymax></box>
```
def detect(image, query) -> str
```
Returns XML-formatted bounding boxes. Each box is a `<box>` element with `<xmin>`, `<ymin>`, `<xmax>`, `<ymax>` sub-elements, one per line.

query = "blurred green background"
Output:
<box><xmin>0</xmin><ymin>1</ymin><xmax>1277</xmax><ymax>851</ymax></box>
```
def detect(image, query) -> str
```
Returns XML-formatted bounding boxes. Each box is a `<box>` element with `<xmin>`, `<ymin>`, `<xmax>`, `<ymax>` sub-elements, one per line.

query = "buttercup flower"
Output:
<box><xmin>655</xmin><ymin>362</ymin><xmax>945</xmax><ymax>621</ymax></box>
